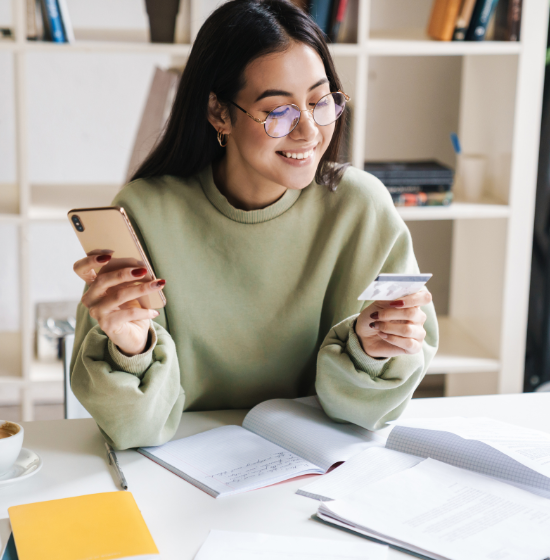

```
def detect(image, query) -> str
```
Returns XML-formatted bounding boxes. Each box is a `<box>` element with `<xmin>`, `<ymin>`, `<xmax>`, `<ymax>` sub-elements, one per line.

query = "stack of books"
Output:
<box><xmin>364</xmin><ymin>160</ymin><xmax>454</xmax><ymax>207</ymax></box>
<box><xmin>427</xmin><ymin>0</ymin><xmax>522</xmax><ymax>42</ymax></box>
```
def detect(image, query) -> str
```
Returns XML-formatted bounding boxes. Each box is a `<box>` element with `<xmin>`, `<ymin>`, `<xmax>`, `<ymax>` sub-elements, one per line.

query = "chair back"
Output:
<box><xmin>62</xmin><ymin>334</ymin><xmax>92</xmax><ymax>419</ymax></box>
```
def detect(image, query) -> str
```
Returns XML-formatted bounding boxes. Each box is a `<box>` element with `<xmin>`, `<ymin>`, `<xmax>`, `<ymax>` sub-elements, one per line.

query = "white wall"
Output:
<box><xmin>0</xmin><ymin>0</ymin><xmax>170</xmax><ymax>331</ymax></box>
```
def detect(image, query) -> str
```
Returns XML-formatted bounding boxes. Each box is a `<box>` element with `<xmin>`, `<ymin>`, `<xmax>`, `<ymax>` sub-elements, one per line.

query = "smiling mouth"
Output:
<box><xmin>276</xmin><ymin>147</ymin><xmax>316</xmax><ymax>161</ymax></box>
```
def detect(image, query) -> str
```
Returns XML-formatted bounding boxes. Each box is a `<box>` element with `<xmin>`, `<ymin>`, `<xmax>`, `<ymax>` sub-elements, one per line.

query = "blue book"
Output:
<box><xmin>1</xmin><ymin>534</ymin><xmax>18</xmax><ymax>560</ymax></box>
<box><xmin>465</xmin><ymin>0</ymin><xmax>501</xmax><ymax>41</ymax></box>
<box><xmin>42</xmin><ymin>0</ymin><xmax>67</xmax><ymax>43</ymax></box>
<box><xmin>309</xmin><ymin>0</ymin><xmax>333</xmax><ymax>35</ymax></box>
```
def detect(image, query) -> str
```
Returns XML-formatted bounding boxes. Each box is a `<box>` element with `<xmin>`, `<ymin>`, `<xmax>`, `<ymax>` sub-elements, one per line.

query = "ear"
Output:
<box><xmin>207</xmin><ymin>93</ymin><xmax>231</xmax><ymax>134</ymax></box>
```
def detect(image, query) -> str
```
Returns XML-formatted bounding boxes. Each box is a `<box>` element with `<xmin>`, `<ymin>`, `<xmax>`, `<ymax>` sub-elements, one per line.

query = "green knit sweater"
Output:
<box><xmin>71</xmin><ymin>164</ymin><xmax>438</xmax><ymax>449</ymax></box>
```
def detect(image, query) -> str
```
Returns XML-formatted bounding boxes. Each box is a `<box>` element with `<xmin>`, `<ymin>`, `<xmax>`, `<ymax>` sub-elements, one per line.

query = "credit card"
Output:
<box><xmin>358</xmin><ymin>273</ymin><xmax>432</xmax><ymax>301</ymax></box>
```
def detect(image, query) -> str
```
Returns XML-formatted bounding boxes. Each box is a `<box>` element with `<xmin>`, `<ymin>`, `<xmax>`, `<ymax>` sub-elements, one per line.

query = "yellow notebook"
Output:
<box><xmin>8</xmin><ymin>492</ymin><xmax>159</xmax><ymax>560</ymax></box>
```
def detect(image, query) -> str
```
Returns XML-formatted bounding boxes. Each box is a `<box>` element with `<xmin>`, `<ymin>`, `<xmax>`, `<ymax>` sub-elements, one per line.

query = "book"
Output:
<box><xmin>427</xmin><ymin>0</ymin><xmax>464</xmax><ymax>41</ymax></box>
<box><xmin>8</xmin><ymin>492</ymin><xmax>159</xmax><ymax>560</ymax></box>
<box><xmin>25</xmin><ymin>0</ymin><xmax>38</xmax><ymax>40</ymax></box>
<box><xmin>364</xmin><ymin>160</ymin><xmax>455</xmax><ymax>184</ymax></box>
<box><xmin>309</xmin><ymin>0</ymin><xmax>334</xmax><ymax>35</ymax></box>
<box><xmin>465</xmin><ymin>0</ymin><xmax>500</xmax><ymax>41</ymax></box>
<box><xmin>316</xmin><ymin>459</ymin><xmax>550</xmax><ymax>560</ymax></box>
<box><xmin>494</xmin><ymin>0</ymin><xmax>522</xmax><ymax>41</ymax></box>
<box><xmin>138</xmin><ymin>396</ymin><xmax>385</xmax><ymax>498</ymax></box>
<box><xmin>39</xmin><ymin>0</ymin><xmax>66</xmax><ymax>42</ymax></box>
<box><xmin>298</xmin><ymin>416</ymin><xmax>550</xmax><ymax>502</ymax></box>
<box><xmin>56</xmin><ymin>0</ymin><xmax>74</xmax><ymax>43</ymax></box>
<box><xmin>392</xmin><ymin>191</ymin><xmax>453</xmax><ymax>207</ymax></box>
<box><xmin>0</xmin><ymin>535</ymin><xmax>17</xmax><ymax>560</ymax></box>
<box><xmin>328</xmin><ymin>0</ymin><xmax>349</xmax><ymax>43</ymax></box>
<box><xmin>452</xmin><ymin>0</ymin><xmax>477</xmax><ymax>40</ymax></box>
<box><xmin>125</xmin><ymin>67</ymin><xmax>182</xmax><ymax>183</ymax></box>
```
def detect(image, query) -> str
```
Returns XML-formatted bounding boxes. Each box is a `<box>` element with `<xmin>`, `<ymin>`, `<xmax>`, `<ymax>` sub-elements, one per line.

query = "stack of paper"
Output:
<box><xmin>317</xmin><ymin>459</ymin><xmax>550</xmax><ymax>560</ymax></box>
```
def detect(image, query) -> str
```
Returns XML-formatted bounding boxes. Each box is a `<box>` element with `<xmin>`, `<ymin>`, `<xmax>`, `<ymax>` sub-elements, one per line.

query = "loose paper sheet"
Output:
<box><xmin>194</xmin><ymin>530</ymin><xmax>388</xmax><ymax>560</ymax></box>
<box><xmin>297</xmin><ymin>447</ymin><xmax>423</xmax><ymax>501</ymax></box>
<box><xmin>320</xmin><ymin>459</ymin><xmax>550</xmax><ymax>560</ymax></box>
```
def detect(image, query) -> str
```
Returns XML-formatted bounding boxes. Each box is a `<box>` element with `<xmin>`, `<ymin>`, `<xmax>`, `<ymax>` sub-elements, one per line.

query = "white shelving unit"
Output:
<box><xmin>1</xmin><ymin>0</ymin><xmax>548</xmax><ymax>419</ymax></box>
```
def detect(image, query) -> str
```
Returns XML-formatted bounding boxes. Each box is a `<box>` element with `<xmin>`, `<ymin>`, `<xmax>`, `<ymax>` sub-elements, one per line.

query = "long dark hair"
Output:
<box><xmin>132</xmin><ymin>0</ymin><xmax>350</xmax><ymax>190</ymax></box>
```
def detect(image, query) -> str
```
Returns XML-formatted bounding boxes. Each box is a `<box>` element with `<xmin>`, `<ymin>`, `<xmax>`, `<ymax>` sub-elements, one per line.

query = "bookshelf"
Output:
<box><xmin>1</xmin><ymin>0</ymin><xmax>548</xmax><ymax>419</ymax></box>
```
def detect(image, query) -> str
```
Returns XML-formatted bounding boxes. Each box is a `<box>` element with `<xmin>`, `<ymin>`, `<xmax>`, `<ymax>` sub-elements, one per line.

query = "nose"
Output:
<box><xmin>289</xmin><ymin>109</ymin><xmax>317</xmax><ymax>141</ymax></box>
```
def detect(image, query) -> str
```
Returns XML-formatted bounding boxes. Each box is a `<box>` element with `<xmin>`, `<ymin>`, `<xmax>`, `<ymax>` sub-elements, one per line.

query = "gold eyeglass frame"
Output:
<box><xmin>229</xmin><ymin>90</ymin><xmax>351</xmax><ymax>137</ymax></box>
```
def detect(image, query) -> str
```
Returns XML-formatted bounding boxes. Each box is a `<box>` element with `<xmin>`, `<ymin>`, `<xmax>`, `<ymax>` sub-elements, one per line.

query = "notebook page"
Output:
<box><xmin>297</xmin><ymin>447</ymin><xmax>423</xmax><ymax>501</ymax></box>
<box><xmin>242</xmin><ymin>399</ymin><xmax>386</xmax><ymax>471</ymax></box>
<box><xmin>319</xmin><ymin>459</ymin><xmax>550</xmax><ymax>560</ymax></box>
<box><xmin>139</xmin><ymin>425</ymin><xmax>323</xmax><ymax>498</ymax></box>
<box><xmin>195</xmin><ymin>530</ymin><xmax>388</xmax><ymax>560</ymax></box>
<box><xmin>387</xmin><ymin>418</ymin><xmax>550</xmax><ymax>496</ymax></box>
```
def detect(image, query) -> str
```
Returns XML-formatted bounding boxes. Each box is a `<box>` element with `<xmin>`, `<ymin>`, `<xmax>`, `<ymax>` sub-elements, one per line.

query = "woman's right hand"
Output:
<box><xmin>73</xmin><ymin>254</ymin><xmax>166</xmax><ymax>356</ymax></box>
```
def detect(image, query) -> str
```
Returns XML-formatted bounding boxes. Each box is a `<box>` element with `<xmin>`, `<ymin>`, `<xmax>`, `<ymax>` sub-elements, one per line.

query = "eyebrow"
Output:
<box><xmin>254</xmin><ymin>77</ymin><xmax>330</xmax><ymax>103</ymax></box>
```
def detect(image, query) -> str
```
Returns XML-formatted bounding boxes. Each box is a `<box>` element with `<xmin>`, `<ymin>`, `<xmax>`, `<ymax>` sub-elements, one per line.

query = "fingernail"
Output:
<box><xmin>378</xmin><ymin>332</ymin><xmax>388</xmax><ymax>339</ymax></box>
<box><xmin>369</xmin><ymin>322</ymin><xmax>379</xmax><ymax>330</ymax></box>
<box><xmin>390</xmin><ymin>300</ymin><xmax>404</xmax><ymax>307</ymax></box>
<box><xmin>154</xmin><ymin>279</ymin><xmax>166</xmax><ymax>288</ymax></box>
<box><xmin>370</xmin><ymin>312</ymin><xmax>379</xmax><ymax>320</ymax></box>
<box><xmin>96</xmin><ymin>255</ymin><xmax>111</xmax><ymax>263</ymax></box>
<box><xmin>131</xmin><ymin>268</ymin><xmax>147</xmax><ymax>277</ymax></box>
<box><xmin>153</xmin><ymin>310</ymin><xmax>160</xmax><ymax>317</ymax></box>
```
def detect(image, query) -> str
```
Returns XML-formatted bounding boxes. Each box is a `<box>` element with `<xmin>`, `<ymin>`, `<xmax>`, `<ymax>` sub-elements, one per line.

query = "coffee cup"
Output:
<box><xmin>0</xmin><ymin>420</ymin><xmax>24</xmax><ymax>476</ymax></box>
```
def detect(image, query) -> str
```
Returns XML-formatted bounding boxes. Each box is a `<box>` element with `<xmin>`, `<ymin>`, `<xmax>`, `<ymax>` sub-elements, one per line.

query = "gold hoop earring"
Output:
<box><xmin>217</xmin><ymin>130</ymin><xmax>228</xmax><ymax>147</ymax></box>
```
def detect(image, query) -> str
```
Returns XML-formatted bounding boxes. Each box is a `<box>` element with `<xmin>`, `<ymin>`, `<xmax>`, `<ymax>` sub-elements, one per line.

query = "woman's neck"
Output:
<box><xmin>212</xmin><ymin>157</ymin><xmax>287</xmax><ymax>211</ymax></box>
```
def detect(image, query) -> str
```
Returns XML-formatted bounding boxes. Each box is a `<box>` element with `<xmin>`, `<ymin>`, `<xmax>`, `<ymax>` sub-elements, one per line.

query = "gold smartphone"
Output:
<box><xmin>67</xmin><ymin>206</ymin><xmax>166</xmax><ymax>309</ymax></box>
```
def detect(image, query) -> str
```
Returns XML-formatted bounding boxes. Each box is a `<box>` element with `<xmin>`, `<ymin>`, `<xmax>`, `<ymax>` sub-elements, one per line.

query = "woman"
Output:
<box><xmin>71</xmin><ymin>0</ymin><xmax>438</xmax><ymax>450</ymax></box>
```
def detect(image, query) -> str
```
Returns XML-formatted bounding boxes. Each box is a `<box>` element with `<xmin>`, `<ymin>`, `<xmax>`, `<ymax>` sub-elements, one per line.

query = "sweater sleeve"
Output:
<box><xmin>70</xmin><ymin>300</ymin><xmax>185</xmax><ymax>450</ymax></box>
<box><xmin>316</xmin><ymin>207</ymin><xmax>439</xmax><ymax>431</ymax></box>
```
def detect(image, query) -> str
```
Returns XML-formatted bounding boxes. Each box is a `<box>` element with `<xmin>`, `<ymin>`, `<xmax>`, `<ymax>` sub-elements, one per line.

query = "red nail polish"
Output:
<box><xmin>390</xmin><ymin>300</ymin><xmax>404</xmax><ymax>307</ymax></box>
<box><xmin>370</xmin><ymin>312</ymin><xmax>379</xmax><ymax>320</ymax></box>
<box><xmin>131</xmin><ymin>268</ymin><xmax>147</xmax><ymax>277</ymax></box>
<box><xmin>96</xmin><ymin>255</ymin><xmax>111</xmax><ymax>263</ymax></box>
<box><xmin>369</xmin><ymin>322</ymin><xmax>376</xmax><ymax>329</ymax></box>
<box><xmin>155</xmin><ymin>279</ymin><xmax>166</xmax><ymax>288</ymax></box>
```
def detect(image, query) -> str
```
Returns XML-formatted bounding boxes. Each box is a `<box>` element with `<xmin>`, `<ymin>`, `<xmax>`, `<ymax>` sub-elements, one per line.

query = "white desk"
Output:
<box><xmin>1</xmin><ymin>393</ymin><xmax>550</xmax><ymax>559</ymax></box>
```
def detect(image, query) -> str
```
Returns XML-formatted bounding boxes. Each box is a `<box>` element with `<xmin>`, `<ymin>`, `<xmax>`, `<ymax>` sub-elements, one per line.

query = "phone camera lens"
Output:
<box><xmin>72</xmin><ymin>215</ymin><xmax>84</xmax><ymax>232</ymax></box>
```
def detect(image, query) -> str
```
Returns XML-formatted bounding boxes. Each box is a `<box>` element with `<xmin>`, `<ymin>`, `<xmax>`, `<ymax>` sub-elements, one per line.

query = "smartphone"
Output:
<box><xmin>67</xmin><ymin>206</ymin><xmax>166</xmax><ymax>309</ymax></box>
<box><xmin>358</xmin><ymin>273</ymin><xmax>432</xmax><ymax>301</ymax></box>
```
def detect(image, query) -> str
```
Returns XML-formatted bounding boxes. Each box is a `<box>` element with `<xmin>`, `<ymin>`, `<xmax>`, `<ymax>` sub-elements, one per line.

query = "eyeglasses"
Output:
<box><xmin>230</xmin><ymin>91</ymin><xmax>350</xmax><ymax>138</ymax></box>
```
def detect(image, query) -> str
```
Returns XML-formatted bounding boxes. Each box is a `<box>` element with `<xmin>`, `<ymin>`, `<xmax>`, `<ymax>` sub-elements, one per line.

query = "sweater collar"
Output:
<box><xmin>199</xmin><ymin>163</ymin><xmax>302</xmax><ymax>224</ymax></box>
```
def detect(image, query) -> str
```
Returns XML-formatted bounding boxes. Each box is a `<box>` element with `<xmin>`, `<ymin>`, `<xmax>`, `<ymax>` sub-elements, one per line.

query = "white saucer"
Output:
<box><xmin>0</xmin><ymin>448</ymin><xmax>42</xmax><ymax>486</ymax></box>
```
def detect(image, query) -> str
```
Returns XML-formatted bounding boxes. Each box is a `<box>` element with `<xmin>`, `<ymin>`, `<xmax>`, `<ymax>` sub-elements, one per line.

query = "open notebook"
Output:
<box><xmin>297</xmin><ymin>416</ymin><xmax>550</xmax><ymax>501</ymax></box>
<box><xmin>138</xmin><ymin>396</ymin><xmax>386</xmax><ymax>498</ymax></box>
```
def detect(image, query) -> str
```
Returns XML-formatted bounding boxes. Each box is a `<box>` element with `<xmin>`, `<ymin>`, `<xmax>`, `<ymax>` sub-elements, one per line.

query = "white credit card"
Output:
<box><xmin>358</xmin><ymin>273</ymin><xmax>432</xmax><ymax>301</ymax></box>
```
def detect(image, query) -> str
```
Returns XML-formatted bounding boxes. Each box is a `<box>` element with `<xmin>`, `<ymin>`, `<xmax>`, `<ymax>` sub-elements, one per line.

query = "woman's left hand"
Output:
<box><xmin>355</xmin><ymin>291</ymin><xmax>432</xmax><ymax>359</ymax></box>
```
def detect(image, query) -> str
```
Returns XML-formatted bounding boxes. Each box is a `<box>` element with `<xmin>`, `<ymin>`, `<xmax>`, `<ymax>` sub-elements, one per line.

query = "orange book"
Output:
<box><xmin>427</xmin><ymin>0</ymin><xmax>464</xmax><ymax>41</ymax></box>
<box><xmin>8</xmin><ymin>492</ymin><xmax>159</xmax><ymax>560</ymax></box>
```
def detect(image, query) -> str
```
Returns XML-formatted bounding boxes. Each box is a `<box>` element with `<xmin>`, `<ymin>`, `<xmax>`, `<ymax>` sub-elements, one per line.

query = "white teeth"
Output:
<box><xmin>281</xmin><ymin>149</ymin><xmax>314</xmax><ymax>160</ymax></box>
